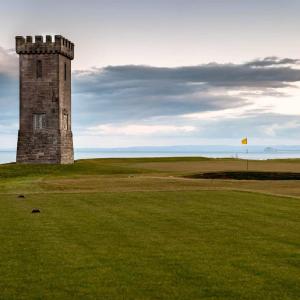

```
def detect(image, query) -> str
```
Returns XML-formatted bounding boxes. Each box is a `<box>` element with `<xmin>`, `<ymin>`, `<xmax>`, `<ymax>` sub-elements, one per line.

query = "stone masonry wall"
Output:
<box><xmin>16</xmin><ymin>35</ymin><xmax>74</xmax><ymax>164</ymax></box>
<box><xmin>58</xmin><ymin>54</ymin><xmax>73</xmax><ymax>164</ymax></box>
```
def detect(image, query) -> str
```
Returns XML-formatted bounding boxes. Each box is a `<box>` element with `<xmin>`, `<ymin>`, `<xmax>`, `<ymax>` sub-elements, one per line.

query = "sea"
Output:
<box><xmin>1</xmin><ymin>146</ymin><xmax>300</xmax><ymax>164</ymax></box>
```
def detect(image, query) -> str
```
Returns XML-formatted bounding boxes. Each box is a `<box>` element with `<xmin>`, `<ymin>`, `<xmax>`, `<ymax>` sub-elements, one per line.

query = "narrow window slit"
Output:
<box><xmin>36</xmin><ymin>60</ymin><xmax>42</xmax><ymax>78</ymax></box>
<box><xmin>64</xmin><ymin>63</ymin><xmax>67</xmax><ymax>81</ymax></box>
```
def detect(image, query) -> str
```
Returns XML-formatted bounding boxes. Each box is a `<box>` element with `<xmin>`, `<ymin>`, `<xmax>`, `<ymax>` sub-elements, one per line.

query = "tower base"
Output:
<box><xmin>16</xmin><ymin>130</ymin><xmax>74</xmax><ymax>164</ymax></box>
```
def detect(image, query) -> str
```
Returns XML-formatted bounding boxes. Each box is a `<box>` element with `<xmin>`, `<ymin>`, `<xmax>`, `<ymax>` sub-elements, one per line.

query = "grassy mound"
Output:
<box><xmin>0</xmin><ymin>157</ymin><xmax>215</xmax><ymax>179</ymax></box>
<box><xmin>0</xmin><ymin>159</ymin><xmax>149</xmax><ymax>179</ymax></box>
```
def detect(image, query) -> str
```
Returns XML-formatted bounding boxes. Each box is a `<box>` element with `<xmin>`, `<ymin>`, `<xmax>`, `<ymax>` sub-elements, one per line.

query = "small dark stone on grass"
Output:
<box><xmin>31</xmin><ymin>209</ymin><xmax>40</xmax><ymax>214</ymax></box>
<box><xmin>18</xmin><ymin>195</ymin><xmax>25</xmax><ymax>198</ymax></box>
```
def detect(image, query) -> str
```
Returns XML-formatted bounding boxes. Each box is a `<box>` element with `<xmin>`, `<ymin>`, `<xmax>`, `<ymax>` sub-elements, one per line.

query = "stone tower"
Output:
<box><xmin>16</xmin><ymin>35</ymin><xmax>74</xmax><ymax>164</ymax></box>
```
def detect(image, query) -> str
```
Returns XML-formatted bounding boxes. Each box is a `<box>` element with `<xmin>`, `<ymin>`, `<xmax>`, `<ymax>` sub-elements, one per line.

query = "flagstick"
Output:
<box><xmin>246</xmin><ymin>148</ymin><xmax>249</xmax><ymax>171</ymax></box>
<box><xmin>241</xmin><ymin>137</ymin><xmax>248</xmax><ymax>171</ymax></box>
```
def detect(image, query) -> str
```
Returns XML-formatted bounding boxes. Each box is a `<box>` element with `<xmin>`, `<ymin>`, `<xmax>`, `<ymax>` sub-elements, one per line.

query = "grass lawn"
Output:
<box><xmin>0</xmin><ymin>158</ymin><xmax>300</xmax><ymax>299</ymax></box>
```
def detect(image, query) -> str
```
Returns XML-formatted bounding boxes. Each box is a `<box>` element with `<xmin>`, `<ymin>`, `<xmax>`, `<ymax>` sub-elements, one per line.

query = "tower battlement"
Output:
<box><xmin>16</xmin><ymin>35</ymin><xmax>74</xmax><ymax>60</ymax></box>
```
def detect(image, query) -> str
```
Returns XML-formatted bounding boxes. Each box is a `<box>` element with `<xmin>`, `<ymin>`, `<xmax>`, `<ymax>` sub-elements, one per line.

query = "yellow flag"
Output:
<box><xmin>241</xmin><ymin>137</ymin><xmax>248</xmax><ymax>145</ymax></box>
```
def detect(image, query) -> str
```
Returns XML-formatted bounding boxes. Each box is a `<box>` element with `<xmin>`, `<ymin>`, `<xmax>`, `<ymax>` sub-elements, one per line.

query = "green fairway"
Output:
<box><xmin>0</xmin><ymin>158</ymin><xmax>300</xmax><ymax>299</ymax></box>
<box><xmin>0</xmin><ymin>190</ymin><xmax>300</xmax><ymax>299</ymax></box>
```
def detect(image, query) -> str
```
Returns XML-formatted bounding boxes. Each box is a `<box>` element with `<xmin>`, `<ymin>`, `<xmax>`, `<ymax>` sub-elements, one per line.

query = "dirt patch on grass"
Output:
<box><xmin>132</xmin><ymin>160</ymin><xmax>300</xmax><ymax>173</ymax></box>
<box><xmin>186</xmin><ymin>171</ymin><xmax>300</xmax><ymax>180</ymax></box>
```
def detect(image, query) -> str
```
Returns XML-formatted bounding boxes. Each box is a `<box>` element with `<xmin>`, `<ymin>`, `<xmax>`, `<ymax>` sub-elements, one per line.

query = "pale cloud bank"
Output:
<box><xmin>1</xmin><ymin>46</ymin><xmax>300</xmax><ymax>147</ymax></box>
<box><xmin>87</xmin><ymin>124</ymin><xmax>196</xmax><ymax>136</ymax></box>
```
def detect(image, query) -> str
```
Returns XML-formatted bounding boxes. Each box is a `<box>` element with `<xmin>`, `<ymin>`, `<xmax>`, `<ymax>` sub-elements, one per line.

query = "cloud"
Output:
<box><xmin>73</xmin><ymin>57</ymin><xmax>300</xmax><ymax>126</ymax></box>
<box><xmin>74</xmin><ymin>111</ymin><xmax>300</xmax><ymax>147</ymax></box>
<box><xmin>87</xmin><ymin>124</ymin><xmax>196</xmax><ymax>136</ymax></box>
<box><xmin>182</xmin><ymin>112</ymin><xmax>300</xmax><ymax>140</ymax></box>
<box><xmin>0</xmin><ymin>47</ymin><xmax>18</xmax><ymax>76</ymax></box>
<box><xmin>259</xmin><ymin>119</ymin><xmax>300</xmax><ymax>137</ymax></box>
<box><xmin>245</xmin><ymin>56</ymin><xmax>300</xmax><ymax>68</ymax></box>
<box><xmin>0</xmin><ymin>48</ymin><xmax>18</xmax><ymax>136</ymax></box>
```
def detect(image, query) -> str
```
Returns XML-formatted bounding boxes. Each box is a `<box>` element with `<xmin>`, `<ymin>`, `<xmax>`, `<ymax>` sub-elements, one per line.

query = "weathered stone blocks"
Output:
<box><xmin>16</xmin><ymin>35</ymin><xmax>74</xmax><ymax>164</ymax></box>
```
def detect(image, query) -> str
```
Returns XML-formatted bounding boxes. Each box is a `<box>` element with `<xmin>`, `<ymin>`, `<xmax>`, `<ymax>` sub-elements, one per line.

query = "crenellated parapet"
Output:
<box><xmin>16</xmin><ymin>35</ymin><xmax>74</xmax><ymax>60</ymax></box>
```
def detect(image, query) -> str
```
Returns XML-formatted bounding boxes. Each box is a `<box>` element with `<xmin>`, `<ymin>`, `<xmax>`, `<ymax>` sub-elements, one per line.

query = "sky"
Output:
<box><xmin>1</xmin><ymin>0</ymin><xmax>300</xmax><ymax>148</ymax></box>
